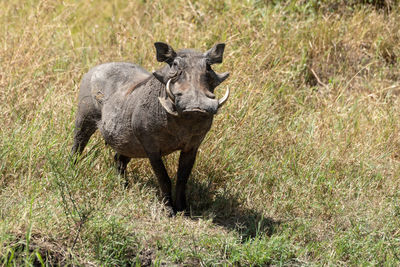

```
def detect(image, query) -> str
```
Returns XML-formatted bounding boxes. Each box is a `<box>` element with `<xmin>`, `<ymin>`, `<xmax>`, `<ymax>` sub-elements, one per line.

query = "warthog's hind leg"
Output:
<box><xmin>114</xmin><ymin>153</ymin><xmax>131</xmax><ymax>187</ymax></box>
<box><xmin>71</xmin><ymin>97</ymin><xmax>100</xmax><ymax>156</ymax></box>
<box><xmin>71</xmin><ymin>116</ymin><xmax>97</xmax><ymax>156</ymax></box>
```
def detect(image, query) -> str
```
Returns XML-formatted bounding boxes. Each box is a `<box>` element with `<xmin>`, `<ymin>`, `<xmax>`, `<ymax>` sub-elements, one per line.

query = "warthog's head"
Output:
<box><xmin>153</xmin><ymin>42</ymin><xmax>230</xmax><ymax>117</ymax></box>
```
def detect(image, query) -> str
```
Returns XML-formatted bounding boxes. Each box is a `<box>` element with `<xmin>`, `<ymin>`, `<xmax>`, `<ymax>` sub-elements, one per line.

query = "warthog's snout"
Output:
<box><xmin>163</xmin><ymin>79</ymin><xmax>230</xmax><ymax>116</ymax></box>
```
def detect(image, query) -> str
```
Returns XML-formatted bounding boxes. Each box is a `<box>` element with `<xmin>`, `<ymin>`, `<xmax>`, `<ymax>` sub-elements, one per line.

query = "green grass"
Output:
<box><xmin>2</xmin><ymin>0</ymin><xmax>400</xmax><ymax>265</ymax></box>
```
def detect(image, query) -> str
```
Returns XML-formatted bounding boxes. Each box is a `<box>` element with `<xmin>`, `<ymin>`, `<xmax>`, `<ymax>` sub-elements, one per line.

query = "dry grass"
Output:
<box><xmin>2</xmin><ymin>0</ymin><xmax>400</xmax><ymax>265</ymax></box>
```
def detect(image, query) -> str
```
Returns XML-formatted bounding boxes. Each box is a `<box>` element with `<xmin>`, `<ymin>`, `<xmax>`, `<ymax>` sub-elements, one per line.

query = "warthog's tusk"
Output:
<box><xmin>166</xmin><ymin>79</ymin><xmax>175</xmax><ymax>103</ymax></box>
<box><xmin>218</xmin><ymin>87</ymin><xmax>230</xmax><ymax>107</ymax></box>
<box><xmin>158</xmin><ymin>97</ymin><xmax>178</xmax><ymax>116</ymax></box>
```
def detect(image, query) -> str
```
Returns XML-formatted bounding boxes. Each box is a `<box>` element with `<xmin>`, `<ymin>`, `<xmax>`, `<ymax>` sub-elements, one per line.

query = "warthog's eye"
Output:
<box><xmin>172</xmin><ymin>57</ymin><xmax>183</xmax><ymax>69</ymax></box>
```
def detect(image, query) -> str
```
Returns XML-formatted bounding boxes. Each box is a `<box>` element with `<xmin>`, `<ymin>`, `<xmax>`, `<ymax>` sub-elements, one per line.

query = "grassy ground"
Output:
<box><xmin>1</xmin><ymin>0</ymin><xmax>400</xmax><ymax>265</ymax></box>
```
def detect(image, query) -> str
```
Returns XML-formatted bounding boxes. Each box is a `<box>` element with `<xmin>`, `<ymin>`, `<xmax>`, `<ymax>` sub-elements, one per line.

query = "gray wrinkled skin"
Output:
<box><xmin>72</xmin><ymin>42</ymin><xmax>229</xmax><ymax>213</ymax></box>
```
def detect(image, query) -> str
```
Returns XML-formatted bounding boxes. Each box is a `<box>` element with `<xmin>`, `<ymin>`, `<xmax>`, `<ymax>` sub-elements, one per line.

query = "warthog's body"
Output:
<box><xmin>72</xmin><ymin>42</ymin><xmax>229</xmax><ymax>213</ymax></box>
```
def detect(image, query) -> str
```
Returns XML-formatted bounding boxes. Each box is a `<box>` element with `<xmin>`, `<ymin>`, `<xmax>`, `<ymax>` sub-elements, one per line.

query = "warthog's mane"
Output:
<box><xmin>125</xmin><ymin>75</ymin><xmax>153</xmax><ymax>95</ymax></box>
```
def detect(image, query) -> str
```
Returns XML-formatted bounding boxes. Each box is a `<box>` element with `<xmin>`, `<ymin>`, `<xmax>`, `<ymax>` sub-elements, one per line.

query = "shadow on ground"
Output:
<box><xmin>128</xmin><ymin>165</ymin><xmax>281</xmax><ymax>240</ymax></box>
<box><xmin>186</xmin><ymin>174</ymin><xmax>281</xmax><ymax>239</ymax></box>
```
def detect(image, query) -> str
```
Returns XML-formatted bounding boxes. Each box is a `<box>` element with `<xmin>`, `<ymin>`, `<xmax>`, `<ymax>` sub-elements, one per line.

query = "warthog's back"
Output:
<box><xmin>82</xmin><ymin>62</ymin><xmax>151</xmax><ymax>110</ymax></box>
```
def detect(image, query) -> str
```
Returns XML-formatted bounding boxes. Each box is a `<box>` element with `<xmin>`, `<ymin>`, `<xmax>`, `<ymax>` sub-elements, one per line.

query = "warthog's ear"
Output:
<box><xmin>154</xmin><ymin>42</ymin><xmax>177</xmax><ymax>65</ymax></box>
<box><xmin>205</xmin><ymin>43</ymin><xmax>226</xmax><ymax>64</ymax></box>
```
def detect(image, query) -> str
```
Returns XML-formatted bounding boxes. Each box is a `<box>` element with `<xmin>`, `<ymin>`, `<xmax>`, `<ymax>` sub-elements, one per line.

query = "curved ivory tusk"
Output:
<box><xmin>166</xmin><ymin>79</ymin><xmax>175</xmax><ymax>103</ymax></box>
<box><xmin>158</xmin><ymin>97</ymin><xmax>178</xmax><ymax>116</ymax></box>
<box><xmin>218</xmin><ymin>87</ymin><xmax>230</xmax><ymax>107</ymax></box>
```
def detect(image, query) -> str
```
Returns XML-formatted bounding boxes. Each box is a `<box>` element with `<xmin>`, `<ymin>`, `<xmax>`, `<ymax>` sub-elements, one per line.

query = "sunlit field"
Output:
<box><xmin>1</xmin><ymin>0</ymin><xmax>400</xmax><ymax>265</ymax></box>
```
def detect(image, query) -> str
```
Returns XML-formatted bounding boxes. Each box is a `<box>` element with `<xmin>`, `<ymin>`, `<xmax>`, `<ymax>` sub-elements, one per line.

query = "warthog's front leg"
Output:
<box><xmin>175</xmin><ymin>148</ymin><xmax>198</xmax><ymax>213</ymax></box>
<box><xmin>147</xmin><ymin>154</ymin><xmax>173</xmax><ymax>210</ymax></box>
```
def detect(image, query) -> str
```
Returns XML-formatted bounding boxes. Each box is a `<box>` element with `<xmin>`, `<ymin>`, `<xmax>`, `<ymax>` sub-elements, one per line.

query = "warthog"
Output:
<box><xmin>72</xmin><ymin>42</ymin><xmax>230</xmax><ymax>213</ymax></box>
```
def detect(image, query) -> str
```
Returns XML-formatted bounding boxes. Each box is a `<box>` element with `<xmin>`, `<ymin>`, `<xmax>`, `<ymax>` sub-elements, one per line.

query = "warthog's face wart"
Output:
<box><xmin>153</xmin><ymin>42</ymin><xmax>230</xmax><ymax>116</ymax></box>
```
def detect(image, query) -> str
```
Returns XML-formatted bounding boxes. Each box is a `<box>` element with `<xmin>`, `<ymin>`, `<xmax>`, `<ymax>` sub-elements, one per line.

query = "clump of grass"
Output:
<box><xmin>2</xmin><ymin>0</ymin><xmax>400</xmax><ymax>265</ymax></box>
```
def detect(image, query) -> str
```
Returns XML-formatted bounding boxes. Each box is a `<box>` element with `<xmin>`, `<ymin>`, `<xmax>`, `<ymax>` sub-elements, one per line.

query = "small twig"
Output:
<box><xmin>71</xmin><ymin>219</ymin><xmax>84</xmax><ymax>251</ymax></box>
<box><xmin>309</xmin><ymin>67</ymin><xmax>328</xmax><ymax>89</ymax></box>
<box><xmin>335</xmin><ymin>61</ymin><xmax>376</xmax><ymax>102</ymax></box>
